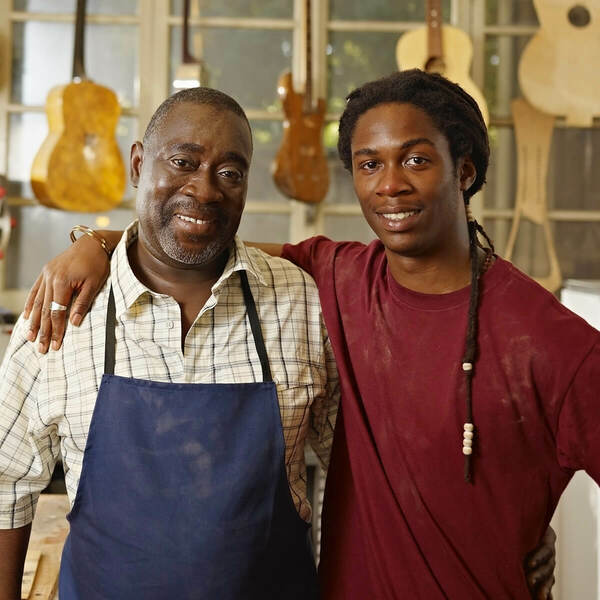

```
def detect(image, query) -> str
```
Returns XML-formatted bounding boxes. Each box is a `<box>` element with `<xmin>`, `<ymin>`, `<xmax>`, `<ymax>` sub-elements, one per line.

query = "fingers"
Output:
<box><xmin>536</xmin><ymin>575</ymin><xmax>555</xmax><ymax>600</ymax></box>
<box><xmin>527</xmin><ymin>554</ymin><xmax>556</xmax><ymax>595</ymax></box>
<box><xmin>36</xmin><ymin>282</ymin><xmax>56</xmax><ymax>354</ymax></box>
<box><xmin>23</xmin><ymin>274</ymin><xmax>42</xmax><ymax>319</ymax></box>
<box><xmin>69</xmin><ymin>281</ymin><xmax>99</xmax><ymax>328</ymax></box>
<box><xmin>26</xmin><ymin>279</ymin><xmax>46</xmax><ymax>346</ymax></box>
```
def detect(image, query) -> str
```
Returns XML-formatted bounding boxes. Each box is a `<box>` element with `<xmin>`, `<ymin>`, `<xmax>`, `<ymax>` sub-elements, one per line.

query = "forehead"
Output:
<box><xmin>151</xmin><ymin>102</ymin><xmax>252</xmax><ymax>159</ymax></box>
<box><xmin>351</xmin><ymin>102</ymin><xmax>446</xmax><ymax>150</ymax></box>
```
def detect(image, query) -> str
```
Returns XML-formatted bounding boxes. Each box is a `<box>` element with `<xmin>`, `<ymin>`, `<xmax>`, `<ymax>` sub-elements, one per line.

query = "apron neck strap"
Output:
<box><xmin>104</xmin><ymin>272</ymin><xmax>273</xmax><ymax>382</ymax></box>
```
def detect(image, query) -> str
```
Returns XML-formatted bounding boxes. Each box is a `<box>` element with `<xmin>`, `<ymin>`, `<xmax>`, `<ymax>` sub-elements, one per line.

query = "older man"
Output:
<box><xmin>0</xmin><ymin>88</ymin><xmax>338</xmax><ymax>600</ymax></box>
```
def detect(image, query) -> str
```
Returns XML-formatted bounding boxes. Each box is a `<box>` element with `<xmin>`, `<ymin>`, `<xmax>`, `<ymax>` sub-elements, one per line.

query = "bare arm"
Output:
<box><xmin>0</xmin><ymin>524</ymin><xmax>32</xmax><ymax>600</ymax></box>
<box><xmin>525</xmin><ymin>525</ymin><xmax>556</xmax><ymax>599</ymax></box>
<box><xmin>23</xmin><ymin>229</ymin><xmax>120</xmax><ymax>353</ymax></box>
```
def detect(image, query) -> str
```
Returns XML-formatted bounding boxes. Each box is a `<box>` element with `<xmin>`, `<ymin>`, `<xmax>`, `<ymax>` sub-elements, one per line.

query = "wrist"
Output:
<box><xmin>69</xmin><ymin>225</ymin><xmax>114</xmax><ymax>257</ymax></box>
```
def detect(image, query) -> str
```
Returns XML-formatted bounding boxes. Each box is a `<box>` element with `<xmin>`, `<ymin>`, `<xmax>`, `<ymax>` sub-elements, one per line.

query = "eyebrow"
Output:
<box><xmin>167</xmin><ymin>144</ymin><xmax>250</xmax><ymax>170</ymax></box>
<box><xmin>352</xmin><ymin>137</ymin><xmax>435</xmax><ymax>160</ymax></box>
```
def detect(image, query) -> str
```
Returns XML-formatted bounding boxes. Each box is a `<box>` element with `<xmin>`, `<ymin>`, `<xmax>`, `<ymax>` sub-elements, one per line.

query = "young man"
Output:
<box><xmin>23</xmin><ymin>71</ymin><xmax>570</xmax><ymax>598</ymax></box>
<box><xmin>0</xmin><ymin>88</ymin><xmax>338</xmax><ymax>599</ymax></box>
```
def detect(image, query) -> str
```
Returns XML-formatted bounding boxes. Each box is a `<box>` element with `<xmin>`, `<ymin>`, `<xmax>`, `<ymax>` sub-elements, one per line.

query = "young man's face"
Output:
<box><xmin>131</xmin><ymin>102</ymin><xmax>252</xmax><ymax>272</ymax></box>
<box><xmin>350</xmin><ymin>102</ymin><xmax>475</xmax><ymax>261</ymax></box>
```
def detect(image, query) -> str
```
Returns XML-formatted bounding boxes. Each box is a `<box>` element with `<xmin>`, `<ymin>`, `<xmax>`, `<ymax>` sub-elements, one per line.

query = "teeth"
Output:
<box><xmin>177</xmin><ymin>214</ymin><xmax>209</xmax><ymax>225</ymax></box>
<box><xmin>382</xmin><ymin>211</ymin><xmax>418</xmax><ymax>221</ymax></box>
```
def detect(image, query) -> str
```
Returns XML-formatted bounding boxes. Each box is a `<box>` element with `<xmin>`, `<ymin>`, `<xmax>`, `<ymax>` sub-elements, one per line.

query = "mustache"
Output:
<box><xmin>162</xmin><ymin>199</ymin><xmax>226</xmax><ymax>223</ymax></box>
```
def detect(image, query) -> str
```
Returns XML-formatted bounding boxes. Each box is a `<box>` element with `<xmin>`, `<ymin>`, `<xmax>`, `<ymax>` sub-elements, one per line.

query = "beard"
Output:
<box><xmin>157</xmin><ymin>226</ymin><xmax>229</xmax><ymax>265</ymax></box>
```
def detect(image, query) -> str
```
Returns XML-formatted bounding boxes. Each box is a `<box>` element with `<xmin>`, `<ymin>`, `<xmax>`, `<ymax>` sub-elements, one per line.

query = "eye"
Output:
<box><xmin>405</xmin><ymin>155</ymin><xmax>429</xmax><ymax>167</ymax></box>
<box><xmin>358</xmin><ymin>159</ymin><xmax>380</xmax><ymax>172</ymax></box>
<box><xmin>218</xmin><ymin>168</ymin><xmax>244</xmax><ymax>183</ymax></box>
<box><xmin>170</xmin><ymin>157</ymin><xmax>195</xmax><ymax>169</ymax></box>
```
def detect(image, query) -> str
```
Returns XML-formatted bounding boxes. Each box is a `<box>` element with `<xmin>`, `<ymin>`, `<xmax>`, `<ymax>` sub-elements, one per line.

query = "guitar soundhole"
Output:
<box><xmin>567</xmin><ymin>5</ymin><xmax>591</xmax><ymax>27</ymax></box>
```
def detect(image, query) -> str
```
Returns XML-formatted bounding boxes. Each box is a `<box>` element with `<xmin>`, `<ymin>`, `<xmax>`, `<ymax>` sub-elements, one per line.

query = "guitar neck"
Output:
<box><xmin>426</xmin><ymin>0</ymin><xmax>444</xmax><ymax>63</ymax></box>
<box><xmin>303</xmin><ymin>0</ymin><xmax>313</xmax><ymax>113</ymax></box>
<box><xmin>72</xmin><ymin>0</ymin><xmax>87</xmax><ymax>80</ymax></box>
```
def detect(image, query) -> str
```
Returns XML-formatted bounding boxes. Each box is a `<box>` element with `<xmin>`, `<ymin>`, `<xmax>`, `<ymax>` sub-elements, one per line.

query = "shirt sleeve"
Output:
<box><xmin>306</xmin><ymin>313</ymin><xmax>339</xmax><ymax>471</ymax></box>
<box><xmin>556</xmin><ymin>338</ymin><xmax>600</xmax><ymax>483</ymax></box>
<box><xmin>0</xmin><ymin>315</ymin><xmax>60</xmax><ymax>528</ymax></box>
<box><xmin>281</xmin><ymin>236</ymin><xmax>340</xmax><ymax>287</ymax></box>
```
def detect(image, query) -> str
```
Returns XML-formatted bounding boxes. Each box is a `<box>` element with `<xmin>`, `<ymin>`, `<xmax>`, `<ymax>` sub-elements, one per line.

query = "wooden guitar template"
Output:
<box><xmin>519</xmin><ymin>0</ymin><xmax>600</xmax><ymax>127</ymax></box>
<box><xmin>272</xmin><ymin>0</ymin><xmax>329</xmax><ymax>204</ymax></box>
<box><xmin>31</xmin><ymin>0</ymin><xmax>125</xmax><ymax>212</ymax></box>
<box><xmin>504</xmin><ymin>98</ymin><xmax>562</xmax><ymax>292</ymax></box>
<box><xmin>396</xmin><ymin>0</ymin><xmax>489</xmax><ymax>125</ymax></box>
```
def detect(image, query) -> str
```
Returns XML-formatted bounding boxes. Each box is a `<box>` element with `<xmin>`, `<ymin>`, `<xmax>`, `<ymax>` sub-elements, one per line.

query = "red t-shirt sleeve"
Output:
<box><xmin>281</xmin><ymin>236</ymin><xmax>340</xmax><ymax>287</ymax></box>
<box><xmin>556</xmin><ymin>338</ymin><xmax>600</xmax><ymax>483</ymax></box>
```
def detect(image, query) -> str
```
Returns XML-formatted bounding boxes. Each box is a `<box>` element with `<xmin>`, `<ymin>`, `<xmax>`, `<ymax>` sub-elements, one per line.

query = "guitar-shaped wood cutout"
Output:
<box><xmin>31</xmin><ymin>0</ymin><xmax>125</xmax><ymax>212</ymax></box>
<box><xmin>272</xmin><ymin>0</ymin><xmax>329</xmax><ymax>204</ymax></box>
<box><xmin>173</xmin><ymin>0</ymin><xmax>208</xmax><ymax>90</ymax></box>
<box><xmin>504</xmin><ymin>98</ymin><xmax>562</xmax><ymax>292</ymax></box>
<box><xmin>396</xmin><ymin>0</ymin><xmax>489</xmax><ymax>125</ymax></box>
<box><xmin>519</xmin><ymin>0</ymin><xmax>600</xmax><ymax>127</ymax></box>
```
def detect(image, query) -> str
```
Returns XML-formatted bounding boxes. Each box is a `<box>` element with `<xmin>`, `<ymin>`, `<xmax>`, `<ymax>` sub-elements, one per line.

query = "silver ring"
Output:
<box><xmin>50</xmin><ymin>301</ymin><xmax>68</xmax><ymax>312</ymax></box>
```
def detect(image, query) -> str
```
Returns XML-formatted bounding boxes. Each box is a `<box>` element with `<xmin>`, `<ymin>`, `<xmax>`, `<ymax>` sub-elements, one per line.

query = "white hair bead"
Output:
<box><xmin>463</xmin><ymin>423</ymin><xmax>474</xmax><ymax>432</ymax></box>
<box><xmin>463</xmin><ymin>438</ymin><xmax>473</xmax><ymax>447</ymax></box>
<box><xmin>463</xmin><ymin>431</ymin><xmax>474</xmax><ymax>440</ymax></box>
<box><xmin>462</xmin><ymin>446</ymin><xmax>473</xmax><ymax>455</ymax></box>
<box><xmin>462</xmin><ymin>362</ymin><xmax>473</xmax><ymax>372</ymax></box>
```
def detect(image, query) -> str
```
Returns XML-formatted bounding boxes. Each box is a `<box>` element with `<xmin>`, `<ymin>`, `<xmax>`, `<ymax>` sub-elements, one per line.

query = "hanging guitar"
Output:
<box><xmin>173</xmin><ymin>0</ymin><xmax>208</xmax><ymax>90</ymax></box>
<box><xmin>31</xmin><ymin>0</ymin><xmax>125</xmax><ymax>212</ymax></box>
<box><xmin>519</xmin><ymin>0</ymin><xmax>600</xmax><ymax>126</ymax></box>
<box><xmin>272</xmin><ymin>0</ymin><xmax>329</xmax><ymax>204</ymax></box>
<box><xmin>396</xmin><ymin>0</ymin><xmax>489</xmax><ymax>125</ymax></box>
<box><xmin>504</xmin><ymin>98</ymin><xmax>562</xmax><ymax>293</ymax></box>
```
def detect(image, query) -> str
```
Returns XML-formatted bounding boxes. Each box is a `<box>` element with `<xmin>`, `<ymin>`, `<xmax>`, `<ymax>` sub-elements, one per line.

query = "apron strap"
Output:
<box><xmin>239</xmin><ymin>270</ymin><xmax>273</xmax><ymax>383</ymax></box>
<box><xmin>104</xmin><ymin>287</ymin><xmax>117</xmax><ymax>376</ymax></box>
<box><xmin>104</xmin><ymin>273</ymin><xmax>273</xmax><ymax>383</ymax></box>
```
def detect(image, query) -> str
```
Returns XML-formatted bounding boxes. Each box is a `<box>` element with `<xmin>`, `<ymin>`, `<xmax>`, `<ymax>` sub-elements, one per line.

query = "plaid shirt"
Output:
<box><xmin>0</xmin><ymin>223</ymin><xmax>338</xmax><ymax>528</ymax></box>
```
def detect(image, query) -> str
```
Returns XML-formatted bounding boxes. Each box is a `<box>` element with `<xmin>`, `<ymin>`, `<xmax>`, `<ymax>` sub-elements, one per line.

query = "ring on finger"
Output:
<box><xmin>50</xmin><ymin>301</ymin><xmax>68</xmax><ymax>312</ymax></box>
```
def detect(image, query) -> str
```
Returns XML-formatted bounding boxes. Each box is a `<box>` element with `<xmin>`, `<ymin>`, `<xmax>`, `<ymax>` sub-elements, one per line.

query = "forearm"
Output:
<box><xmin>244</xmin><ymin>241</ymin><xmax>284</xmax><ymax>257</ymax></box>
<box><xmin>94</xmin><ymin>229</ymin><xmax>123</xmax><ymax>254</ymax></box>
<box><xmin>0</xmin><ymin>524</ymin><xmax>32</xmax><ymax>600</ymax></box>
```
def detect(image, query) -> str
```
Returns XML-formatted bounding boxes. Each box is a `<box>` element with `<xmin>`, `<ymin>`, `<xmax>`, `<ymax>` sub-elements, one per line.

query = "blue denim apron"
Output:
<box><xmin>58</xmin><ymin>271</ymin><xmax>319</xmax><ymax>599</ymax></box>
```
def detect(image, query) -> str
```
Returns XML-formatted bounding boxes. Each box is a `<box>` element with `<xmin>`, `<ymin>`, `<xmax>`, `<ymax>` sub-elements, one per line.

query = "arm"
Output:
<box><xmin>0</xmin><ymin>524</ymin><xmax>32</xmax><ymax>600</ymax></box>
<box><xmin>524</xmin><ymin>525</ymin><xmax>556</xmax><ymax>599</ymax></box>
<box><xmin>23</xmin><ymin>229</ymin><xmax>121</xmax><ymax>353</ymax></box>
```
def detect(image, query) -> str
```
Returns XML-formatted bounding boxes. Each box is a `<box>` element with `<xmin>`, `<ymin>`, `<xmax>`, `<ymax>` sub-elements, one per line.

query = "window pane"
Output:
<box><xmin>13</xmin><ymin>0</ymin><xmax>139</xmax><ymax>15</ymax></box>
<box><xmin>247</xmin><ymin>120</ymin><xmax>288</xmax><ymax>203</ymax></box>
<box><xmin>484</xmin><ymin>34</ymin><xmax>531</xmax><ymax>119</ymax></box>
<box><xmin>5</xmin><ymin>206</ymin><xmax>135</xmax><ymax>290</ymax></box>
<box><xmin>169</xmin><ymin>27</ymin><xmax>291</xmax><ymax>110</ymax></box>
<box><xmin>12</xmin><ymin>22</ymin><xmax>139</xmax><ymax>107</ymax></box>
<box><xmin>485</xmin><ymin>0</ymin><xmax>538</xmax><ymax>26</ymax></box>
<box><xmin>170</xmin><ymin>0</ymin><xmax>293</xmax><ymax>18</ymax></box>
<box><xmin>7</xmin><ymin>113</ymin><xmax>137</xmax><ymax>200</ymax></box>
<box><xmin>327</xmin><ymin>32</ymin><xmax>399</xmax><ymax>113</ymax></box>
<box><xmin>555</xmin><ymin>223</ymin><xmax>600</xmax><ymax>279</ymax></box>
<box><xmin>329</xmin><ymin>1</ymin><xmax>450</xmax><ymax>21</ymax></box>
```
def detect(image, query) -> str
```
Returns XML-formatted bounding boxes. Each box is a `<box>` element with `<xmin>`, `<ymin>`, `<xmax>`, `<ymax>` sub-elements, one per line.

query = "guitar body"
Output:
<box><xmin>519</xmin><ymin>0</ymin><xmax>600</xmax><ymax>126</ymax></box>
<box><xmin>31</xmin><ymin>79</ymin><xmax>125</xmax><ymax>212</ymax></box>
<box><xmin>272</xmin><ymin>71</ymin><xmax>329</xmax><ymax>204</ymax></box>
<box><xmin>396</xmin><ymin>25</ymin><xmax>489</xmax><ymax>125</ymax></box>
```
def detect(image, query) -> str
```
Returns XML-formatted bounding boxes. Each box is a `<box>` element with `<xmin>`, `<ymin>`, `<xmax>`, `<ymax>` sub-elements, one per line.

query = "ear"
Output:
<box><xmin>458</xmin><ymin>157</ymin><xmax>476</xmax><ymax>192</ymax></box>
<box><xmin>130</xmin><ymin>142</ymin><xmax>144</xmax><ymax>188</ymax></box>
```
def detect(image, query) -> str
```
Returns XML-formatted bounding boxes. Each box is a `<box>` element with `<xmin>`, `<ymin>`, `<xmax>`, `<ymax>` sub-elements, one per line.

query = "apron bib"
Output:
<box><xmin>59</xmin><ymin>271</ymin><xmax>318</xmax><ymax>599</ymax></box>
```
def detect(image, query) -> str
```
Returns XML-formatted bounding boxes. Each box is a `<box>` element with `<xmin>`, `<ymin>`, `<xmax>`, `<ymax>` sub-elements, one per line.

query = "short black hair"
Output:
<box><xmin>143</xmin><ymin>86</ymin><xmax>252</xmax><ymax>148</ymax></box>
<box><xmin>337</xmin><ymin>69</ymin><xmax>489</xmax><ymax>201</ymax></box>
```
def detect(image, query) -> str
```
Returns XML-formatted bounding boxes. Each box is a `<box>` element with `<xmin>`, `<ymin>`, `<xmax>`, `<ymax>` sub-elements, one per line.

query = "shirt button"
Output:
<box><xmin>166</xmin><ymin>321</ymin><xmax>174</xmax><ymax>329</ymax></box>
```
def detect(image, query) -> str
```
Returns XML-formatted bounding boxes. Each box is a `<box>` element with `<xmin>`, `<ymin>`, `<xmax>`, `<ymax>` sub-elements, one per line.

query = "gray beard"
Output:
<box><xmin>158</xmin><ymin>229</ymin><xmax>226</xmax><ymax>266</ymax></box>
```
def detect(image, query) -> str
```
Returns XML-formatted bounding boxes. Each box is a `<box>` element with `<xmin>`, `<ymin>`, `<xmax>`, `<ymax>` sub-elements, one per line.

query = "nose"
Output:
<box><xmin>376</xmin><ymin>165</ymin><xmax>412</xmax><ymax>198</ymax></box>
<box><xmin>180</xmin><ymin>168</ymin><xmax>223</xmax><ymax>203</ymax></box>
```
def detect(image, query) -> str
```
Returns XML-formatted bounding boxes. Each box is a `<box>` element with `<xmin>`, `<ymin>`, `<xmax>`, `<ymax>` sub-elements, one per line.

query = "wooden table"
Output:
<box><xmin>22</xmin><ymin>494</ymin><xmax>70</xmax><ymax>600</ymax></box>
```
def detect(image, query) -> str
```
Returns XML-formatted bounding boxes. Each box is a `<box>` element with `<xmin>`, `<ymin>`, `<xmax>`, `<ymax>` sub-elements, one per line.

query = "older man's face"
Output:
<box><xmin>131</xmin><ymin>102</ymin><xmax>252</xmax><ymax>271</ymax></box>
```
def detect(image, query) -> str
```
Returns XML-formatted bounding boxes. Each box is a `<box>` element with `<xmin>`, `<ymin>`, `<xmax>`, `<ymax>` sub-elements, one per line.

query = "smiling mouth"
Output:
<box><xmin>380</xmin><ymin>210</ymin><xmax>420</xmax><ymax>221</ymax></box>
<box><xmin>176</xmin><ymin>214</ymin><xmax>212</xmax><ymax>225</ymax></box>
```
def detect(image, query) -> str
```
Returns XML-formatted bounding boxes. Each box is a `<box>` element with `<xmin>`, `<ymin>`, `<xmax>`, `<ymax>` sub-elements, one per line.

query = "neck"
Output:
<box><xmin>386</xmin><ymin>244</ymin><xmax>488</xmax><ymax>294</ymax></box>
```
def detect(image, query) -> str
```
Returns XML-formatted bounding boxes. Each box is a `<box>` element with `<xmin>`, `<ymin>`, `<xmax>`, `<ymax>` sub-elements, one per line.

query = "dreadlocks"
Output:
<box><xmin>339</xmin><ymin>69</ymin><xmax>494</xmax><ymax>482</ymax></box>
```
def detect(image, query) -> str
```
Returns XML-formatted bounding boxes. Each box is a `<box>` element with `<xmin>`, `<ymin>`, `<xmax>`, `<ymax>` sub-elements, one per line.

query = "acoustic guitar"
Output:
<box><xmin>504</xmin><ymin>98</ymin><xmax>562</xmax><ymax>293</ymax></box>
<box><xmin>519</xmin><ymin>0</ymin><xmax>600</xmax><ymax>127</ymax></box>
<box><xmin>272</xmin><ymin>0</ymin><xmax>329</xmax><ymax>204</ymax></box>
<box><xmin>31</xmin><ymin>0</ymin><xmax>125</xmax><ymax>212</ymax></box>
<box><xmin>173</xmin><ymin>0</ymin><xmax>208</xmax><ymax>90</ymax></box>
<box><xmin>396</xmin><ymin>0</ymin><xmax>489</xmax><ymax>125</ymax></box>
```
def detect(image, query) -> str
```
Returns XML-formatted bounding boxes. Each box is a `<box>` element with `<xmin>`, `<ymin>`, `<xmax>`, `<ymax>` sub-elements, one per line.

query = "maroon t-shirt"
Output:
<box><xmin>282</xmin><ymin>236</ymin><xmax>600</xmax><ymax>599</ymax></box>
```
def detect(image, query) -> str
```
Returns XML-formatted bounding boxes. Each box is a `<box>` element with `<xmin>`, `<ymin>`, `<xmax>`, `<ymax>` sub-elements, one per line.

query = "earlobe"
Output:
<box><xmin>130</xmin><ymin>142</ymin><xmax>144</xmax><ymax>188</ymax></box>
<box><xmin>459</xmin><ymin>157</ymin><xmax>477</xmax><ymax>192</ymax></box>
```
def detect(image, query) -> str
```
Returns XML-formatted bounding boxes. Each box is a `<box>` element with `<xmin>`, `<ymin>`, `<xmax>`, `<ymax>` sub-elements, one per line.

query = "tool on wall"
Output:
<box><xmin>272</xmin><ymin>0</ymin><xmax>329</xmax><ymax>204</ymax></box>
<box><xmin>30</xmin><ymin>0</ymin><xmax>125</xmax><ymax>212</ymax></box>
<box><xmin>173</xmin><ymin>0</ymin><xmax>208</xmax><ymax>90</ymax></box>
<box><xmin>396</xmin><ymin>0</ymin><xmax>489</xmax><ymax>125</ymax></box>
